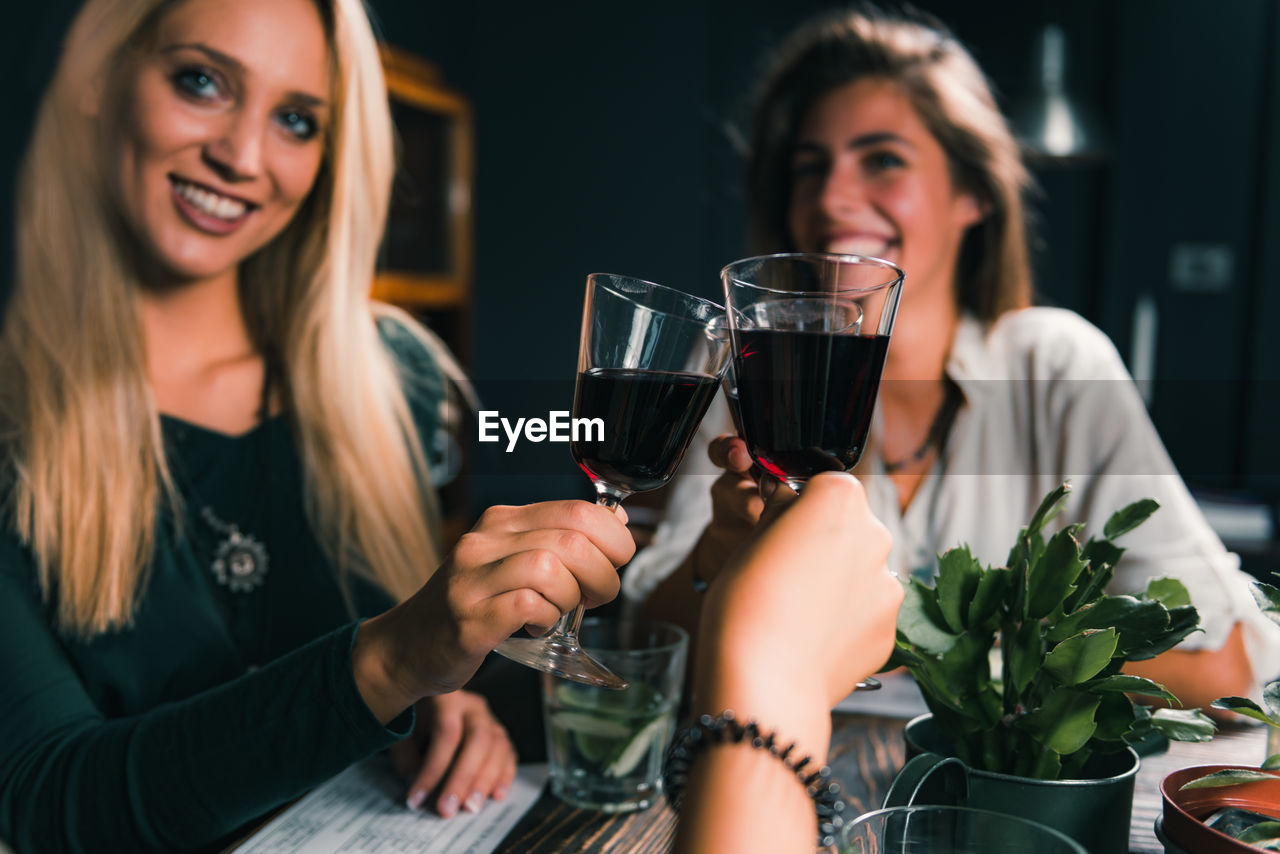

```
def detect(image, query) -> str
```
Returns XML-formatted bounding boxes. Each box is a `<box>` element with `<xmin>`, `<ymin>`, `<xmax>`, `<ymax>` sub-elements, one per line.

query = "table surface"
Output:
<box><xmin>494</xmin><ymin>712</ymin><xmax>1270</xmax><ymax>853</ymax></box>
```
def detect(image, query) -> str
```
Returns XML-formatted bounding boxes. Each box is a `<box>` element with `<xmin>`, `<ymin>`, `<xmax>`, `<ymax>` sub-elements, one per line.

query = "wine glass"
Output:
<box><xmin>721</xmin><ymin>252</ymin><xmax>904</xmax><ymax>492</ymax></box>
<box><xmin>494</xmin><ymin>273</ymin><xmax>731</xmax><ymax>689</ymax></box>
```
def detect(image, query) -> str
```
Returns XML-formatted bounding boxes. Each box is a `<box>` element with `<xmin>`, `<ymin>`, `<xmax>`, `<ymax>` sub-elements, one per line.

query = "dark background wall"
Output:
<box><xmin>6</xmin><ymin>1</ymin><xmax>1279</xmax><ymax>530</ymax></box>
<box><xmin>361</xmin><ymin>0</ymin><xmax>1280</xmax><ymax>520</ymax></box>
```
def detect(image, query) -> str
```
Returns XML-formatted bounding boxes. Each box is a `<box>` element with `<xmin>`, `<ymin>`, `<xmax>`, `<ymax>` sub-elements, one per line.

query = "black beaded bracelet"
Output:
<box><xmin>662</xmin><ymin>710</ymin><xmax>846</xmax><ymax>848</ymax></box>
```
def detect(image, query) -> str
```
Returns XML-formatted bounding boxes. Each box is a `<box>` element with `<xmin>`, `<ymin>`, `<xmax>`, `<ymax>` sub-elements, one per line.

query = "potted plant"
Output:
<box><xmin>886</xmin><ymin>482</ymin><xmax>1217</xmax><ymax>854</ymax></box>
<box><xmin>1160</xmin><ymin>575</ymin><xmax>1280</xmax><ymax>852</ymax></box>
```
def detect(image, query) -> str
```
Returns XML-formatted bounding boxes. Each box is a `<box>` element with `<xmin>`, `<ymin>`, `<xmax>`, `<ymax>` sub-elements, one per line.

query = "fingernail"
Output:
<box><xmin>405</xmin><ymin>788</ymin><xmax>426</xmax><ymax>811</ymax></box>
<box><xmin>463</xmin><ymin>791</ymin><xmax>484</xmax><ymax>814</ymax></box>
<box><xmin>615</xmin><ymin>506</ymin><xmax>629</xmax><ymax>524</ymax></box>
<box><xmin>439</xmin><ymin>794</ymin><xmax>459</xmax><ymax>819</ymax></box>
<box><xmin>493</xmin><ymin>784</ymin><xmax>509</xmax><ymax>802</ymax></box>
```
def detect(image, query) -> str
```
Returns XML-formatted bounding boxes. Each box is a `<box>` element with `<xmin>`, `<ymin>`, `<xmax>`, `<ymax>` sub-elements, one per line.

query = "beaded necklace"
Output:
<box><xmin>196</xmin><ymin>360</ymin><xmax>273</xmax><ymax>594</ymax></box>
<box><xmin>882</xmin><ymin>379</ymin><xmax>962</xmax><ymax>475</ymax></box>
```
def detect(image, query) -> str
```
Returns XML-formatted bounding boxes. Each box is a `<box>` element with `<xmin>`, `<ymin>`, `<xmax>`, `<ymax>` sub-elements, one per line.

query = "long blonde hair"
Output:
<box><xmin>3</xmin><ymin>0</ymin><xmax>448</xmax><ymax>637</ymax></box>
<box><xmin>747</xmin><ymin>7</ymin><xmax>1033</xmax><ymax>321</ymax></box>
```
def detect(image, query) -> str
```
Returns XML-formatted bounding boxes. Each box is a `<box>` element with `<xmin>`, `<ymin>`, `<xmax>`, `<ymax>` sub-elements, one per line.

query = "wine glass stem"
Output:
<box><xmin>550</xmin><ymin>488</ymin><xmax>626</xmax><ymax>646</ymax></box>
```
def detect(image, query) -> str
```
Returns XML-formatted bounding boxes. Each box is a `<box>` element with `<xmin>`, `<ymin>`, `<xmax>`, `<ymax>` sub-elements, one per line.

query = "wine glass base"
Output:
<box><xmin>494</xmin><ymin>636</ymin><xmax>630</xmax><ymax>690</ymax></box>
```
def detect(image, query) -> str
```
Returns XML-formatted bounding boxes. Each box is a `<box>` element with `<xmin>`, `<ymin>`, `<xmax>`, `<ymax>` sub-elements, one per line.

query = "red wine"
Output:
<box><xmin>571</xmin><ymin>368</ymin><xmax>719</xmax><ymax>493</ymax></box>
<box><xmin>733</xmin><ymin>329</ymin><xmax>890</xmax><ymax>482</ymax></box>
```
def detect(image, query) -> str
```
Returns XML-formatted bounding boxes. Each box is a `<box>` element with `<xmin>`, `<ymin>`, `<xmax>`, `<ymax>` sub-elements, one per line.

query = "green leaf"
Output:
<box><xmin>1124</xmin><ymin>702</ymin><xmax>1154</xmax><ymax>744</ymax></box>
<box><xmin>1020</xmin><ymin>687</ymin><xmax>1100</xmax><ymax>756</ymax></box>
<box><xmin>929</xmin><ymin>633</ymin><xmax>996</xmax><ymax>725</ymax></box>
<box><xmin>980</xmin><ymin>728</ymin><xmax>1006</xmax><ymax>775</ymax></box>
<box><xmin>1236</xmin><ymin>822</ymin><xmax>1280</xmax><ymax>847</ymax></box>
<box><xmin>1025</xmin><ymin>527</ymin><xmax>1088</xmax><ymax>620</ymax></box>
<box><xmin>1266</xmin><ymin>681</ymin><xmax>1280</xmax><ymax>721</ymax></box>
<box><xmin>1006</xmin><ymin>618</ymin><xmax>1043</xmax><ymax>695</ymax></box>
<box><xmin>1006</xmin><ymin>484</ymin><xmax>1071</xmax><ymax>578</ymax></box>
<box><xmin>1254</xmin><ymin>581</ymin><xmax>1280</xmax><ymax>625</ymax></box>
<box><xmin>967</xmin><ymin>566</ymin><xmax>1011</xmax><ymax>629</ymax></box>
<box><xmin>1180</xmin><ymin>769</ymin><xmax>1278</xmax><ymax>789</ymax></box>
<box><xmin>1065</xmin><ymin>546</ymin><xmax>1118</xmax><ymax>613</ymax></box>
<box><xmin>886</xmin><ymin>643</ymin><xmax>924</xmax><ymax>669</ymax></box>
<box><xmin>1049</xmin><ymin>596</ymin><xmax>1200</xmax><ymax>662</ymax></box>
<box><xmin>914</xmin><ymin>656</ymin><xmax>971</xmax><ymax>717</ymax></box>
<box><xmin>1145</xmin><ymin>577</ymin><xmax>1192</xmax><ymax>608</ymax></box>
<box><xmin>1043</xmin><ymin>629</ymin><xmax>1119</xmax><ymax>685</ymax></box>
<box><xmin>1027</xmin><ymin>482</ymin><xmax>1072</xmax><ymax>537</ymax></box>
<box><xmin>1028</xmin><ymin>749</ymin><xmax>1063</xmax><ymax>781</ymax></box>
<box><xmin>1103</xmin><ymin>498</ymin><xmax>1160</xmax><ymax>539</ymax></box>
<box><xmin>1048</xmin><ymin>595</ymin><xmax>1168</xmax><ymax>645</ymax></box>
<box><xmin>1152</xmin><ymin>708</ymin><xmax>1216</xmax><ymax>743</ymax></box>
<box><xmin>937</xmin><ymin>546</ymin><xmax>983</xmax><ymax>633</ymax></box>
<box><xmin>1083</xmin><ymin>674</ymin><xmax>1176</xmax><ymax>703</ymax></box>
<box><xmin>1093</xmin><ymin>692</ymin><xmax>1138</xmax><ymax>742</ymax></box>
<box><xmin>1212</xmin><ymin>696</ymin><xmax>1280</xmax><ymax>727</ymax></box>
<box><xmin>976</xmin><ymin>684</ymin><xmax>1003</xmax><ymax>726</ymax></box>
<box><xmin>1082</xmin><ymin>538</ymin><xmax>1124</xmax><ymax>572</ymax></box>
<box><xmin>1264</xmin><ymin>754</ymin><xmax>1280</xmax><ymax>770</ymax></box>
<box><xmin>1060</xmin><ymin>747</ymin><xmax>1093</xmax><ymax>778</ymax></box>
<box><xmin>896</xmin><ymin>579</ymin><xmax>957</xmax><ymax>655</ymax></box>
<box><xmin>1123</xmin><ymin>604</ymin><xmax>1202</xmax><ymax>661</ymax></box>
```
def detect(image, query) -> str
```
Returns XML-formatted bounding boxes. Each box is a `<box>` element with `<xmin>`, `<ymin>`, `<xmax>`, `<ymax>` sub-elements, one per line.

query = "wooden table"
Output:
<box><xmin>495</xmin><ymin>712</ymin><xmax>1269</xmax><ymax>853</ymax></box>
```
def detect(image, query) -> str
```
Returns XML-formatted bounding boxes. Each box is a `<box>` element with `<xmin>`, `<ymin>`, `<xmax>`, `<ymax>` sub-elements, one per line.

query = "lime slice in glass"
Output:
<box><xmin>550</xmin><ymin>711</ymin><xmax>631</xmax><ymax>738</ymax></box>
<box><xmin>605</xmin><ymin>712</ymin><xmax>672</xmax><ymax>778</ymax></box>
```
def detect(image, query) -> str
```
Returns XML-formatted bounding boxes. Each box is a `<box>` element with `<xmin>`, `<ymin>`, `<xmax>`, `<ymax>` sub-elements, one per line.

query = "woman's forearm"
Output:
<box><xmin>674</xmin><ymin>611</ymin><xmax>834</xmax><ymax>853</ymax></box>
<box><xmin>351</xmin><ymin>609</ymin><xmax>422</xmax><ymax>725</ymax></box>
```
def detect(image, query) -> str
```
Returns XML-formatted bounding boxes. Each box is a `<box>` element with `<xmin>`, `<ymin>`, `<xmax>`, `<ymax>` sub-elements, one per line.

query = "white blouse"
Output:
<box><xmin>622</xmin><ymin>307</ymin><xmax>1280</xmax><ymax>684</ymax></box>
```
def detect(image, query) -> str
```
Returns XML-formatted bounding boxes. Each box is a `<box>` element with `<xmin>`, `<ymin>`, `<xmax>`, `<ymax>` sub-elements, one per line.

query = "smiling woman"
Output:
<box><xmin>631</xmin><ymin>6</ymin><xmax>1279</xmax><ymax>717</ymax></box>
<box><xmin>0</xmin><ymin>0</ymin><xmax>637</xmax><ymax>851</ymax></box>
<box><xmin>110</xmin><ymin>0</ymin><xmax>330</xmax><ymax>285</ymax></box>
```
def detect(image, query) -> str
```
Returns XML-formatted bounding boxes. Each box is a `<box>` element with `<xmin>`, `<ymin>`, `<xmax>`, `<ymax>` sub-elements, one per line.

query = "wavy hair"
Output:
<box><xmin>3</xmin><ymin>0</ymin><xmax>451</xmax><ymax>636</ymax></box>
<box><xmin>747</xmin><ymin>6</ymin><xmax>1033</xmax><ymax>321</ymax></box>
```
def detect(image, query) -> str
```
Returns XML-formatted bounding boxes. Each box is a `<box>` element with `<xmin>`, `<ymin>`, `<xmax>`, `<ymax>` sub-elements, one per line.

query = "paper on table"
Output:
<box><xmin>233</xmin><ymin>755</ymin><xmax>547</xmax><ymax>854</ymax></box>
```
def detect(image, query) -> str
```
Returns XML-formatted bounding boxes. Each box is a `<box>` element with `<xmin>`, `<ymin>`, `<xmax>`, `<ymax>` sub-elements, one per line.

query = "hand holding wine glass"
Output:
<box><xmin>494</xmin><ymin>273</ymin><xmax>731</xmax><ymax>688</ymax></box>
<box><xmin>351</xmin><ymin>499</ymin><xmax>634</xmax><ymax>723</ymax></box>
<box><xmin>722</xmin><ymin>253</ymin><xmax>904</xmax><ymax>492</ymax></box>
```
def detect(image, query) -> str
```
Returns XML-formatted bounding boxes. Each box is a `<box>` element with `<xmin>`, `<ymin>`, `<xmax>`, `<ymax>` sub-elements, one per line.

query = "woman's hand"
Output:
<box><xmin>685</xmin><ymin>436</ymin><xmax>771</xmax><ymax>588</ymax></box>
<box><xmin>697</xmin><ymin>472</ymin><xmax>902</xmax><ymax>718</ymax></box>
<box><xmin>388</xmin><ymin>690</ymin><xmax>517</xmax><ymax>818</ymax></box>
<box><xmin>674</xmin><ymin>473</ymin><xmax>902</xmax><ymax>854</ymax></box>
<box><xmin>354</xmin><ymin>500</ymin><xmax>635</xmax><ymax>723</ymax></box>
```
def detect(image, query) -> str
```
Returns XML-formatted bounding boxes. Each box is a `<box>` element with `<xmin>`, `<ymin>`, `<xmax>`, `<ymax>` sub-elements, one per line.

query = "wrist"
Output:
<box><xmin>692</xmin><ymin>629</ymin><xmax>832</xmax><ymax>759</ymax></box>
<box><xmin>352</xmin><ymin>611</ymin><xmax>421</xmax><ymax>725</ymax></box>
<box><xmin>666</xmin><ymin>711</ymin><xmax>845</xmax><ymax>851</ymax></box>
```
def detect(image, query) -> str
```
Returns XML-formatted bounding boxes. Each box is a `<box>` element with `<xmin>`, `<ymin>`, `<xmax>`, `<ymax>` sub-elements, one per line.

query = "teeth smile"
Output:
<box><xmin>172</xmin><ymin>178</ymin><xmax>250</xmax><ymax>221</ymax></box>
<box><xmin>830</xmin><ymin>236</ymin><xmax>893</xmax><ymax>257</ymax></box>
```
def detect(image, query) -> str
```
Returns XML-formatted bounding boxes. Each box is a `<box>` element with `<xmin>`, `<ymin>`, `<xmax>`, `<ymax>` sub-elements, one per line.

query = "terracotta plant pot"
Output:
<box><xmin>1160</xmin><ymin>765</ymin><xmax>1280</xmax><ymax>853</ymax></box>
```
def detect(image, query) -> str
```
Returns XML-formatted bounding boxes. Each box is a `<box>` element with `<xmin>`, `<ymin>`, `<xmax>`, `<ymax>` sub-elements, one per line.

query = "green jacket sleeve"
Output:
<box><xmin>0</xmin><ymin>535</ymin><xmax>413</xmax><ymax>853</ymax></box>
<box><xmin>377</xmin><ymin>314</ymin><xmax>458</xmax><ymax>487</ymax></box>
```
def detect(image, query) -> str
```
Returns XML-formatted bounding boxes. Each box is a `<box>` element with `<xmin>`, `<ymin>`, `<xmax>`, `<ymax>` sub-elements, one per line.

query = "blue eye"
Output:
<box><xmin>174</xmin><ymin>68</ymin><xmax>220</xmax><ymax>100</ymax></box>
<box><xmin>276</xmin><ymin>109</ymin><xmax>318</xmax><ymax>141</ymax></box>
<box><xmin>866</xmin><ymin>150</ymin><xmax>905</xmax><ymax>172</ymax></box>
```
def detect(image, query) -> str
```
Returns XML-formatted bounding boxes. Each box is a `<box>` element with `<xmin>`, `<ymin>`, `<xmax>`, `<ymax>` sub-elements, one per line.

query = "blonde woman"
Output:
<box><xmin>0</xmin><ymin>0</ymin><xmax>632</xmax><ymax>850</ymax></box>
<box><xmin>630</xmin><ymin>7</ymin><xmax>1279</xmax><ymax>710</ymax></box>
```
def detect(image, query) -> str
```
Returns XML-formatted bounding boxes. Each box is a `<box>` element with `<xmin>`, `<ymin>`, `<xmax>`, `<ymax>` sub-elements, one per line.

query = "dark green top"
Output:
<box><xmin>0</xmin><ymin>319</ymin><xmax>450</xmax><ymax>853</ymax></box>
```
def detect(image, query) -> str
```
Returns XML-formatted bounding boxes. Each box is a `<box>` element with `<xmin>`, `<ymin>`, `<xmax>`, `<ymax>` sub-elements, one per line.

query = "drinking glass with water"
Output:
<box><xmin>541</xmin><ymin>618</ymin><xmax>687</xmax><ymax>812</ymax></box>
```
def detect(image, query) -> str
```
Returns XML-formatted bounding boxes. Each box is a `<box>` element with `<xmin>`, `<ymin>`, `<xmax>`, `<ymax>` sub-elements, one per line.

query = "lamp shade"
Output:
<box><xmin>1012</xmin><ymin>24</ymin><xmax>1107</xmax><ymax>160</ymax></box>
